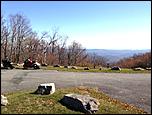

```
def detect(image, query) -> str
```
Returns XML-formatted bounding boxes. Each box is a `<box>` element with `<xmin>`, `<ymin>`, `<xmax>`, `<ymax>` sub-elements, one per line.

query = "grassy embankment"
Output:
<box><xmin>14</xmin><ymin>64</ymin><xmax>151</xmax><ymax>73</ymax></box>
<box><xmin>44</xmin><ymin>66</ymin><xmax>151</xmax><ymax>73</ymax></box>
<box><xmin>1</xmin><ymin>86</ymin><xmax>147</xmax><ymax>114</ymax></box>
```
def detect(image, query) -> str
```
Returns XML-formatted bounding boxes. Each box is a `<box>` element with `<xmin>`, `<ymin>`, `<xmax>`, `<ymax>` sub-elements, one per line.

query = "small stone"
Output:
<box><xmin>53</xmin><ymin>65</ymin><xmax>60</xmax><ymax>67</ymax></box>
<box><xmin>133</xmin><ymin>67</ymin><xmax>145</xmax><ymax>71</ymax></box>
<box><xmin>146</xmin><ymin>67</ymin><xmax>151</xmax><ymax>70</ymax></box>
<box><xmin>64</xmin><ymin>66</ymin><xmax>70</xmax><ymax>68</ymax></box>
<box><xmin>84</xmin><ymin>67</ymin><xmax>90</xmax><ymax>70</ymax></box>
<box><xmin>111</xmin><ymin>66</ymin><xmax>121</xmax><ymax>70</ymax></box>
<box><xmin>71</xmin><ymin>66</ymin><xmax>78</xmax><ymax>69</ymax></box>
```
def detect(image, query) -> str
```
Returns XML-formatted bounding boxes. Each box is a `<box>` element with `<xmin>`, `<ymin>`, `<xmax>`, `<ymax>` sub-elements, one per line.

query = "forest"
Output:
<box><xmin>115</xmin><ymin>52</ymin><xmax>151</xmax><ymax>69</ymax></box>
<box><xmin>1</xmin><ymin>13</ymin><xmax>151</xmax><ymax>68</ymax></box>
<box><xmin>1</xmin><ymin>13</ymin><xmax>107</xmax><ymax>67</ymax></box>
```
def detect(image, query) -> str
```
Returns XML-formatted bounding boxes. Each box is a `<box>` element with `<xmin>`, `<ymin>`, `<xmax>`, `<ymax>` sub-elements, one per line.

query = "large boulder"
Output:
<box><xmin>1</xmin><ymin>95</ymin><xmax>8</xmax><ymax>106</ymax></box>
<box><xmin>35</xmin><ymin>83</ymin><xmax>55</xmax><ymax>95</ymax></box>
<box><xmin>60</xmin><ymin>93</ymin><xmax>100</xmax><ymax>114</ymax></box>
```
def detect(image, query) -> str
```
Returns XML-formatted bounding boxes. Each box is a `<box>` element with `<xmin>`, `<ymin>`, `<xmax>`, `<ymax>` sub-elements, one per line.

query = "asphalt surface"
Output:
<box><xmin>1</xmin><ymin>69</ymin><xmax>151</xmax><ymax>113</ymax></box>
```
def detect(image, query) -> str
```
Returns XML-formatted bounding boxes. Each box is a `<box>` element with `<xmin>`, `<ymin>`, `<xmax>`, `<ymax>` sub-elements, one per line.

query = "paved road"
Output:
<box><xmin>1</xmin><ymin>69</ymin><xmax>151</xmax><ymax>113</ymax></box>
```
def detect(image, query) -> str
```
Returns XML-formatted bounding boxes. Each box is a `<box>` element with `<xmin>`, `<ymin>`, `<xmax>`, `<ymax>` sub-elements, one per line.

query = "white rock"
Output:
<box><xmin>35</xmin><ymin>83</ymin><xmax>55</xmax><ymax>95</ymax></box>
<box><xmin>1</xmin><ymin>95</ymin><xmax>8</xmax><ymax>106</ymax></box>
<box><xmin>1</xmin><ymin>64</ymin><xmax>4</xmax><ymax>68</ymax></box>
<box><xmin>133</xmin><ymin>67</ymin><xmax>145</xmax><ymax>71</ymax></box>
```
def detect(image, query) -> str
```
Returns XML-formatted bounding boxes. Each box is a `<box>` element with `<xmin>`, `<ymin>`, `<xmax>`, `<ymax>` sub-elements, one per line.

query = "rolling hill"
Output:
<box><xmin>86</xmin><ymin>49</ymin><xmax>151</xmax><ymax>63</ymax></box>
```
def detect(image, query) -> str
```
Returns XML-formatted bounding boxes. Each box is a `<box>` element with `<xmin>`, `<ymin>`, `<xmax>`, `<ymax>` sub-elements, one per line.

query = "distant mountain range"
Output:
<box><xmin>86</xmin><ymin>49</ymin><xmax>151</xmax><ymax>63</ymax></box>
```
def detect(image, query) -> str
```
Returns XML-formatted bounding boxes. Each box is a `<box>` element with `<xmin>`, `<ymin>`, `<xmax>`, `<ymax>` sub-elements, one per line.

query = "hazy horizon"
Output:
<box><xmin>2</xmin><ymin>1</ymin><xmax>151</xmax><ymax>50</ymax></box>
<box><xmin>86</xmin><ymin>48</ymin><xmax>151</xmax><ymax>50</ymax></box>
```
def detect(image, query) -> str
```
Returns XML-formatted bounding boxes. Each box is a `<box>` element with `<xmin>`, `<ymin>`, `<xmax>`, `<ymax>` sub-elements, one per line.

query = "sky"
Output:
<box><xmin>1</xmin><ymin>1</ymin><xmax>151</xmax><ymax>50</ymax></box>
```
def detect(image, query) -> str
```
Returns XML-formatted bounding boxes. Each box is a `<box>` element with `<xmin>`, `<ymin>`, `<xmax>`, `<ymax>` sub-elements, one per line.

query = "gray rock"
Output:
<box><xmin>146</xmin><ymin>67</ymin><xmax>151</xmax><ymax>70</ymax></box>
<box><xmin>61</xmin><ymin>93</ymin><xmax>100</xmax><ymax>114</ymax></box>
<box><xmin>1</xmin><ymin>95</ymin><xmax>8</xmax><ymax>106</ymax></box>
<box><xmin>53</xmin><ymin>64</ymin><xmax>60</xmax><ymax>67</ymax></box>
<box><xmin>111</xmin><ymin>66</ymin><xmax>121</xmax><ymax>70</ymax></box>
<box><xmin>71</xmin><ymin>66</ymin><xmax>78</xmax><ymax>69</ymax></box>
<box><xmin>84</xmin><ymin>67</ymin><xmax>90</xmax><ymax>70</ymax></box>
<box><xmin>35</xmin><ymin>83</ymin><xmax>55</xmax><ymax>95</ymax></box>
<box><xmin>64</xmin><ymin>66</ymin><xmax>70</xmax><ymax>68</ymax></box>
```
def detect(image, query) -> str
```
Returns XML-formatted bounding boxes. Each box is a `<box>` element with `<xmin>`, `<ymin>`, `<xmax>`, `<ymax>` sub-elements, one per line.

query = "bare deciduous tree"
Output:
<box><xmin>57</xmin><ymin>36</ymin><xmax>68</xmax><ymax>65</ymax></box>
<box><xmin>9</xmin><ymin>14</ymin><xmax>32</xmax><ymax>63</ymax></box>
<box><xmin>1</xmin><ymin>15</ymin><xmax>10</xmax><ymax>59</ymax></box>
<box><xmin>88</xmin><ymin>52</ymin><xmax>108</xmax><ymax>68</ymax></box>
<box><xmin>1</xmin><ymin>13</ymin><xmax>110</xmax><ymax>68</ymax></box>
<box><xmin>67</xmin><ymin>41</ymin><xmax>87</xmax><ymax>66</ymax></box>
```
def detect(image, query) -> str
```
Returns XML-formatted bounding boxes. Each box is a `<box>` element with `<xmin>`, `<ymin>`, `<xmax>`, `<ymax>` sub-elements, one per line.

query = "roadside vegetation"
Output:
<box><xmin>115</xmin><ymin>52</ymin><xmax>151</xmax><ymax>69</ymax></box>
<box><xmin>13</xmin><ymin>65</ymin><xmax>151</xmax><ymax>73</ymax></box>
<box><xmin>1</xmin><ymin>86</ymin><xmax>147</xmax><ymax>114</ymax></box>
<box><xmin>44</xmin><ymin>66</ymin><xmax>151</xmax><ymax>73</ymax></box>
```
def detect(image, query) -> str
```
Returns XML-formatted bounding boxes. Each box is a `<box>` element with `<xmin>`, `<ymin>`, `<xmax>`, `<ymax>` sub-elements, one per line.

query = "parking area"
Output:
<box><xmin>1</xmin><ymin>69</ymin><xmax>151</xmax><ymax>113</ymax></box>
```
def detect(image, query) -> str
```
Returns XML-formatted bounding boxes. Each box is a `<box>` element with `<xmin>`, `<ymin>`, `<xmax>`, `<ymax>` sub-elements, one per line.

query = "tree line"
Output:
<box><xmin>2</xmin><ymin>13</ymin><xmax>150</xmax><ymax>69</ymax></box>
<box><xmin>1</xmin><ymin>13</ymin><xmax>108</xmax><ymax>67</ymax></box>
<box><xmin>115</xmin><ymin>52</ymin><xmax>151</xmax><ymax>69</ymax></box>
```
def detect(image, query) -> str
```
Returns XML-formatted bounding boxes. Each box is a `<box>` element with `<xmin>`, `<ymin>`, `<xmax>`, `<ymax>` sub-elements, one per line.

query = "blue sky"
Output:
<box><xmin>1</xmin><ymin>1</ymin><xmax>151</xmax><ymax>49</ymax></box>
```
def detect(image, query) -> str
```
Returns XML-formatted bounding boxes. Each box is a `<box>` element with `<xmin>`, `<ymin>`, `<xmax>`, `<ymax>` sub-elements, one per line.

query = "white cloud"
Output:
<box><xmin>68</xmin><ymin>30</ymin><xmax>151</xmax><ymax>49</ymax></box>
